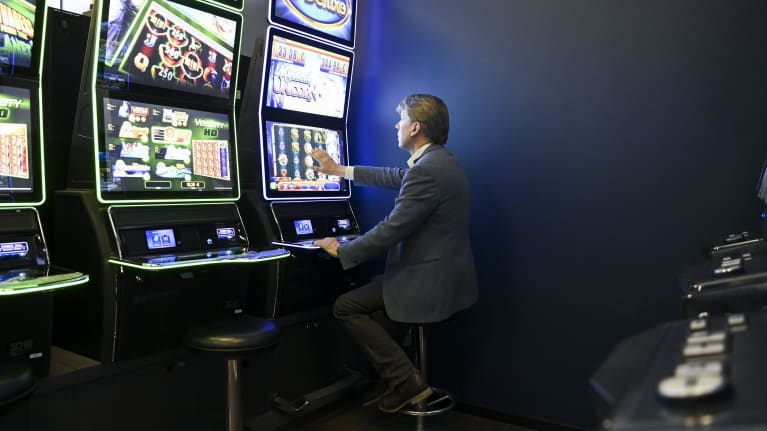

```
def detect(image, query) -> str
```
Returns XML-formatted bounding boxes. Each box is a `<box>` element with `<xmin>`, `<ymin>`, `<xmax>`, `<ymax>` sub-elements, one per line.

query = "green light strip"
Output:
<box><xmin>107</xmin><ymin>251</ymin><xmax>290</xmax><ymax>271</ymax></box>
<box><xmin>35</xmin><ymin>4</ymin><xmax>49</xmax><ymax>206</ymax></box>
<box><xmin>0</xmin><ymin>275</ymin><xmax>89</xmax><ymax>296</ymax></box>
<box><xmin>90</xmin><ymin>0</ymin><xmax>104</xmax><ymax>203</ymax></box>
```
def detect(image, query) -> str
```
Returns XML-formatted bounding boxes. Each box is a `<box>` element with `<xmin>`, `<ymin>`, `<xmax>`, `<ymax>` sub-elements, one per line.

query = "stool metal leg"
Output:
<box><xmin>226</xmin><ymin>359</ymin><xmax>241</xmax><ymax>431</ymax></box>
<box><xmin>416</xmin><ymin>326</ymin><xmax>427</xmax><ymax>431</ymax></box>
<box><xmin>401</xmin><ymin>325</ymin><xmax>456</xmax><ymax>426</ymax></box>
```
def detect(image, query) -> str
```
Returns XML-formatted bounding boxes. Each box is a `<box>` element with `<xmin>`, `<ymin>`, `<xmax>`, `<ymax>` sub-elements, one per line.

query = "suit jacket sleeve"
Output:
<box><xmin>352</xmin><ymin>166</ymin><xmax>406</xmax><ymax>190</ymax></box>
<box><xmin>338</xmin><ymin>164</ymin><xmax>438</xmax><ymax>269</ymax></box>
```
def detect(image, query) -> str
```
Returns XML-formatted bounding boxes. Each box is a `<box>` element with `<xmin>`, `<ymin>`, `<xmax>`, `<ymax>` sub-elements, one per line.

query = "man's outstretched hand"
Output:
<box><xmin>311</xmin><ymin>148</ymin><xmax>346</xmax><ymax>177</ymax></box>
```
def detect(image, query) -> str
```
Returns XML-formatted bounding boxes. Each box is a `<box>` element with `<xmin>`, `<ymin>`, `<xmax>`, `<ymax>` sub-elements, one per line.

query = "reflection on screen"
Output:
<box><xmin>265</xmin><ymin>34</ymin><xmax>349</xmax><ymax>118</ymax></box>
<box><xmin>0</xmin><ymin>85</ymin><xmax>32</xmax><ymax>194</ymax></box>
<box><xmin>101</xmin><ymin>96</ymin><xmax>233</xmax><ymax>194</ymax></box>
<box><xmin>272</xmin><ymin>0</ymin><xmax>353</xmax><ymax>44</ymax></box>
<box><xmin>101</xmin><ymin>0</ymin><xmax>237</xmax><ymax>98</ymax></box>
<box><xmin>145</xmin><ymin>228</ymin><xmax>176</xmax><ymax>249</ymax></box>
<box><xmin>264</xmin><ymin>121</ymin><xmax>344</xmax><ymax>193</ymax></box>
<box><xmin>0</xmin><ymin>0</ymin><xmax>36</xmax><ymax>71</ymax></box>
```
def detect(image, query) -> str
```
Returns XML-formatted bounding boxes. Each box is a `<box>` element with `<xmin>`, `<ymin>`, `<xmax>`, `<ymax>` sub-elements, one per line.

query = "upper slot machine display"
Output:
<box><xmin>268</xmin><ymin>0</ymin><xmax>355</xmax><ymax>49</ymax></box>
<box><xmin>0</xmin><ymin>0</ymin><xmax>43</xmax><ymax>78</ymax></box>
<box><xmin>98</xmin><ymin>0</ymin><xmax>240</xmax><ymax>101</ymax></box>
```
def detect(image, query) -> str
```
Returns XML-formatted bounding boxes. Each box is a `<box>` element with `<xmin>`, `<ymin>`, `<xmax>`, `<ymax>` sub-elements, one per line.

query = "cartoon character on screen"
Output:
<box><xmin>118</xmin><ymin>101</ymin><xmax>131</xmax><ymax>118</ymax></box>
<box><xmin>203</xmin><ymin>48</ymin><xmax>219</xmax><ymax>89</ymax></box>
<box><xmin>106</xmin><ymin>0</ymin><xmax>140</xmax><ymax>61</ymax></box>
<box><xmin>221</xmin><ymin>57</ymin><xmax>232</xmax><ymax>93</ymax></box>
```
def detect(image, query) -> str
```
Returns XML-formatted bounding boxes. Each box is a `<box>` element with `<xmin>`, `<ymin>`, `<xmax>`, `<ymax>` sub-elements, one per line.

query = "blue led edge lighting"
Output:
<box><xmin>107</xmin><ymin>250</ymin><xmax>291</xmax><ymax>271</ymax></box>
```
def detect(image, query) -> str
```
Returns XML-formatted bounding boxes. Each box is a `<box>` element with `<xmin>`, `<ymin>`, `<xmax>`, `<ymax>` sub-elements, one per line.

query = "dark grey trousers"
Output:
<box><xmin>333</xmin><ymin>276</ymin><xmax>414</xmax><ymax>390</ymax></box>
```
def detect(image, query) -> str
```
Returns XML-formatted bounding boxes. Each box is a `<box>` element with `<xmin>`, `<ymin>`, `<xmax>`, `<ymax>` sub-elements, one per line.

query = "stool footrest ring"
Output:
<box><xmin>400</xmin><ymin>387</ymin><xmax>455</xmax><ymax>417</ymax></box>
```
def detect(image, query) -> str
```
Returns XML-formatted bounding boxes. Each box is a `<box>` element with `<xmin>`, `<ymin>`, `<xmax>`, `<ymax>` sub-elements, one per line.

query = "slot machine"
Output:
<box><xmin>51</xmin><ymin>0</ymin><xmax>289</xmax><ymax>363</ymax></box>
<box><xmin>0</xmin><ymin>0</ymin><xmax>89</xmax><ymax>377</ymax></box>
<box><xmin>237</xmin><ymin>0</ymin><xmax>365</xmax><ymax>415</ymax></box>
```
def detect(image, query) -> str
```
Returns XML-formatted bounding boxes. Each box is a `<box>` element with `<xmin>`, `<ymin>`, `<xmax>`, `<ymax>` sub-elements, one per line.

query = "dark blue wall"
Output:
<box><xmin>347</xmin><ymin>0</ymin><xmax>767</xmax><ymax>427</ymax></box>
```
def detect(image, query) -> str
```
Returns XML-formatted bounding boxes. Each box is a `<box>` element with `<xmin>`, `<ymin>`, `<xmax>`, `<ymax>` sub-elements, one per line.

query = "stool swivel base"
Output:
<box><xmin>399</xmin><ymin>325</ymin><xmax>455</xmax><ymax>431</ymax></box>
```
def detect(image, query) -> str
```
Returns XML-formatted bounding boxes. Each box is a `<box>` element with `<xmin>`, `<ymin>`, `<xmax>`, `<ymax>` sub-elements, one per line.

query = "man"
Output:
<box><xmin>311</xmin><ymin>94</ymin><xmax>478</xmax><ymax>413</ymax></box>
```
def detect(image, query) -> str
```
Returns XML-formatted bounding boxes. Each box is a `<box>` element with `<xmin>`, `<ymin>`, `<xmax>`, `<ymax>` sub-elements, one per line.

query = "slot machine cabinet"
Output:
<box><xmin>235</xmin><ymin>1</ymin><xmax>369</xmax><ymax>417</ymax></box>
<box><xmin>51</xmin><ymin>0</ymin><xmax>289</xmax><ymax>364</ymax></box>
<box><xmin>239</xmin><ymin>196</ymin><xmax>362</xmax><ymax>317</ymax></box>
<box><xmin>53</xmin><ymin>192</ymin><xmax>267</xmax><ymax>361</ymax></box>
<box><xmin>0</xmin><ymin>1</ymin><xmax>90</xmax><ymax>377</ymax></box>
<box><xmin>0</xmin><ymin>209</ymin><xmax>87</xmax><ymax>377</ymax></box>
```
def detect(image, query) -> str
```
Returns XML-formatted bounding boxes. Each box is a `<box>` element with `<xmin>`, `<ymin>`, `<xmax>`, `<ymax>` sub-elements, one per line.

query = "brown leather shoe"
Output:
<box><xmin>378</xmin><ymin>372</ymin><xmax>433</xmax><ymax>413</ymax></box>
<box><xmin>361</xmin><ymin>380</ymin><xmax>391</xmax><ymax>407</ymax></box>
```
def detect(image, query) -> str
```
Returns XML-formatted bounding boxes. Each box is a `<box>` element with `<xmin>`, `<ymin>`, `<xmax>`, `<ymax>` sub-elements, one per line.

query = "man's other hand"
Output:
<box><xmin>314</xmin><ymin>237</ymin><xmax>340</xmax><ymax>258</ymax></box>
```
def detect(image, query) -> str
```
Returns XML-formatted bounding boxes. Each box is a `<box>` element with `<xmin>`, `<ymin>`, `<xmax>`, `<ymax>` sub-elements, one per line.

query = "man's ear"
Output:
<box><xmin>410</xmin><ymin>121</ymin><xmax>422</xmax><ymax>137</ymax></box>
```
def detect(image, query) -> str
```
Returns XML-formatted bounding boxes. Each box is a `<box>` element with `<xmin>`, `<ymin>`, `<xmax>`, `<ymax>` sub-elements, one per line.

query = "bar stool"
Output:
<box><xmin>400</xmin><ymin>324</ymin><xmax>455</xmax><ymax>431</ymax></box>
<box><xmin>183</xmin><ymin>315</ymin><xmax>279</xmax><ymax>431</ymax></box>
<box><xmin>0</xmin><ymin>362</ymin><xmax>36</xmax><ymax>408</ymax></box>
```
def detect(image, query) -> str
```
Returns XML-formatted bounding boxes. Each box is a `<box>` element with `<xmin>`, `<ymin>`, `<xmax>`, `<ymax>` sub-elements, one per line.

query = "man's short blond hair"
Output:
<box><xmin>397</xmin><ymin>94</ymin><xmax>450</xmax><ymax>145</ymax></box>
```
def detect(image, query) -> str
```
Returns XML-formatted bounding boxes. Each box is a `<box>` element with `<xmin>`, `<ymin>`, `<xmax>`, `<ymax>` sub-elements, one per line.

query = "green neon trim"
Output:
<box><xmin>38</xmin><ymin>1</ymin><xmax>50</xmax><ymax>208</ymax></box>
<box><xmin>91</xmin><ymin>0</ymin><xmax>105</xmax><ymax>203</ymax></box>
<box><xmin>199</xmin><ymin>0</ymin><xmax>243</xmax><ymax>13</ymax></box>
<box><xmin>0</xmin><ymin>4</ymin><xmax>49</xmax><ymax>208</ymax></box>
<box><xmin>230</xmin><ymin>6</ymin><xmax>243</xmax><ymax>201</ymax></box>
<box><xmin>107</xmin><ymin>251</ymin><xmax>290</xmax><ymax>271</ymax></box>
<box><xmin>93</xmin><ymin>1</ymin><xmax>244</xmax><ymax>205</ymax></box>
<box><xmin>0</xmin><ymin>274</ymin><xmax>89</xmax><ymax>296</ymax></box>
<box><xmin>97</xmin><ymin>195</ymin><xmax>242</xmax><ymax>205</ymax></box>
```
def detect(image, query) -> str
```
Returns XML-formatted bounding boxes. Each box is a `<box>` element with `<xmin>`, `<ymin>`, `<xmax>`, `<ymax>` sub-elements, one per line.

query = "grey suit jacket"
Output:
<box><xmin>338</xmin><ymin>145</ymin><xmax>478</xmax><ymax>323</ymax></box>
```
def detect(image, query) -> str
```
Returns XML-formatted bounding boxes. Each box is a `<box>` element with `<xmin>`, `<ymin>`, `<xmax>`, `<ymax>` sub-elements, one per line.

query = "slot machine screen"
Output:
<box><xmin>0</xmin><ymin>0</ymin><xmax>38</xmax><ymax>75</ymax></box>
<box><xmin>0</xmin><ymin>84</ymin><xmax>41</xmax><ymax>205</ymax></box>
<box><xmin>269</xmin><ymin>0</ymin><xmax>355</xmax><ymax>49</ymax></box>
<box><xmin>262</xmin><ymin>120</ymin><xmax>349</xmax><ymax>200</ymax></box>
<box><xmin>99</xmin><ymin>0</ymin><xmax>240</xmax><ymax>100</ymax></box>
<box><xmin>262</xmin><ymin>27</ymin><xmax>352</xmax><ymax>119</ymax></box>
<box><xmin>98</xmin><ymin>95</ymin><xmax>238</xmax><ymax>201</ymax></box>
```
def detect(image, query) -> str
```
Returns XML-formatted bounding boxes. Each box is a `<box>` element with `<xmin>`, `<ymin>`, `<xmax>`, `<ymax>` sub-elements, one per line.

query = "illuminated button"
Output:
<box><xmin>727</xmin><ymin>313</ymin><xmax>746</xmax><ymax>327</ymax></box>
<box><xmin>683</xmin><ymin>342</ymin><xmax>726</xmax><ymax>358</ymax></box>
<box><xmin>686</xmin><ymin>331</ymin><xmax>727</xmax><ymax>344</ymax></box>
<box><xmin>675</xmin><ymin>361</ymin><xmax>724</xmax><ymax>378</ymax></box>
<box><xmin>689</xmin><ymin>319</ymin><xmax>707</xmax><ymax>331</ymax></box>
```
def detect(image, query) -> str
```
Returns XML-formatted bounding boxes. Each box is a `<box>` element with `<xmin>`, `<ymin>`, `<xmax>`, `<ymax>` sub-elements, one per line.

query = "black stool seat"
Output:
<box><xmin>183</xmin><ymin>315</ymin><xmax>280</xmax><ymax>431</ymax></box>
<box><xmin>0</xmin><ymin>362</ymin><xmax>36</xmax><ymax>407</ymax></box>
<box><xmin>184</xmin><ymin>315</ymin><xmax>279</xmax><ymax>355</ymax></box>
